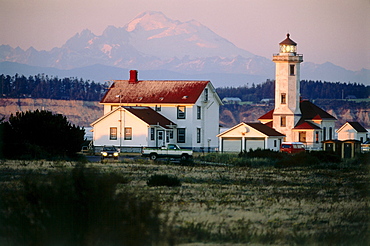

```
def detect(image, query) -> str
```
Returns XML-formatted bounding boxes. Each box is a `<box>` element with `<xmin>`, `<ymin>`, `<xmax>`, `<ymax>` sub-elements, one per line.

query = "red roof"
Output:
<box><xmin>258</xmin><ymin>100</ymin><xmax>336</xmax><ymax>122</ymax></box>
<box><xmin>258</xmin><ymin>109</ymin><xmax>274</xmax><ymax>120</ymax></box>
<box><xmin>293</xmin><ymin>120</ymin><xmax>321</xmax><ymax>130</ymax></box>
<box><xmin>100</xmin><ymin>80</ymin><xmax>209</xmax><ymax>104</ymax></box>
<box><xmin>279</xmin><ymin>33</ymin><xmax>297</xmax><ymax>46</ymax></box>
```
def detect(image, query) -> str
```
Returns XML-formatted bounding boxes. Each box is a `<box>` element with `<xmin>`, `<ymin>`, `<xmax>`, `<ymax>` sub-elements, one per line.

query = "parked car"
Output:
<box><xmin>101</xmin><ymin>146</ymin><xmax>119</xmax><ymax>160</ymax></box>
<box><xmin>142</xmin><ymin>144</ymin><xmax>193</xmax><ymax>161</ymax></box>
<box><xmin>361</xmin><ymin>140</ymin><xmax>370</xmax><ymax>152</ymax></box>
<box><xmin>280</xmin><ymin>142</ymin><xmax>306</xmax><ymax>154</ymax></box>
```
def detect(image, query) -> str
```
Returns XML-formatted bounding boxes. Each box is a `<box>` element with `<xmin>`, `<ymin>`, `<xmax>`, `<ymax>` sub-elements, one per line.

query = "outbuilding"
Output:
<box><xmin>217</xmin><ymin>122</ymin><xmax>285</xmax><ymax>153</ymax></box>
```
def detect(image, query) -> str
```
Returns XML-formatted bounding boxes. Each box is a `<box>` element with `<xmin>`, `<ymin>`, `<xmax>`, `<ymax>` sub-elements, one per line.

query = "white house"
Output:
<box><xmin>91</xmin><ymin>70</ymin><xmax>222</xmax><ymax>152</ymax></box>
<box><xmin>258</xmin><ymin>34</ymin><xmax>337</xmax><ymax>150</ymax></box>
<box><xmin>337</xmin><ymin>122</ymin><xmax>368</xmax><ymax>143</ymax></box>
<box><xmin>217</xmin><ymin>122</ymin><xmax>285</xmax><ymax>152</ymax></box>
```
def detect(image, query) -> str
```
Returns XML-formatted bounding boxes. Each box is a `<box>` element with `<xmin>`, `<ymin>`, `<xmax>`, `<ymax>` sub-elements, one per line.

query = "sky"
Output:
<box><xmin>0</xmin><ymin>0</ymin><xmax>369</xmax><ymax>71</ymax></box>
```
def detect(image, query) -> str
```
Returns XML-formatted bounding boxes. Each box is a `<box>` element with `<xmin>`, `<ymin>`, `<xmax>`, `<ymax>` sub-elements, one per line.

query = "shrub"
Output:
<box><xmin>238</xmin><ymin>148</ymin><xmax>286</xmax><ymax>160</ymax></box>
<box><xmin>147</xmin><ymin>174</ymin><xmax>182</xmax><ymax>187</ymax></box>
<box><xmin>1</xmin><ymin>110</ymin><xmax>84</xmax><ymax>159</ymax></box>
<box><xmin>0</xmin><ymin>164</ymin><xmax>168</xmax><ymax>246</ymax></box>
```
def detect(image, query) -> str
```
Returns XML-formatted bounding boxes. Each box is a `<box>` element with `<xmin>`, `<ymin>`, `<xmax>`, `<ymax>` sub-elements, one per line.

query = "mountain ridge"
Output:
<box><xmin>0</xmin><ymin>11</ymin><xmax>369</xmax><ymax>85</ymax></box>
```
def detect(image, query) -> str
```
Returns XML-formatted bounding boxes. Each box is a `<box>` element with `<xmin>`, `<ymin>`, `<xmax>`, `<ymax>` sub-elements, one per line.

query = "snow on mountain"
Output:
<box><xmin>124</xmin><ymin>11</ymin><xmax>254</xmax><ymax>59</ymax></box>
<box><xmin>0</xmin><ymin>11</ymin><xmax>368</xmax><ymax>85</ymax></box>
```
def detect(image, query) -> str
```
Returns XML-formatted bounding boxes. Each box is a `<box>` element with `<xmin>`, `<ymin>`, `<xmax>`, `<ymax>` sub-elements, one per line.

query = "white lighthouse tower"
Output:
<box><xmin>272</xmin><ymin>33</ymin><xmax>303</xmax><ymax>141</ymax></box>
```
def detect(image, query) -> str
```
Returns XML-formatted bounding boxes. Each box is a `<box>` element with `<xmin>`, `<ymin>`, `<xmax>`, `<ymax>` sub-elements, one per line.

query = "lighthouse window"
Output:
<box><xmin>281</xmin><ymin>93</ymin><xmax>286</xmax><ymax>104</ymax></box>
<box><xmin>290</xmin><ymin>65</ymin><xmax>295</xmax><ymax>76</ymax></box>
<box><xmin>280</xmin><ymin>116</ymin><xmax>286</xmax><ymax>127</ymax></box>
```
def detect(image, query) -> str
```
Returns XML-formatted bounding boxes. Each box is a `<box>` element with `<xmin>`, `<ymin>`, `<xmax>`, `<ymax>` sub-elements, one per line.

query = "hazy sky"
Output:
<box><xmin>1</xmin><ymin>0</ymin><xmax>369</xmax><ymax>71</ymax></box>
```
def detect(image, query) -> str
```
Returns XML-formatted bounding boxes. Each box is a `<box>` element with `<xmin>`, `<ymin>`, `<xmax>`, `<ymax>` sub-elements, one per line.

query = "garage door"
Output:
<box><xmin>245</xmin><ymin>139</ymin><xmax>264</xmax><ymax>151</ymax></box>
<box><xmin>222</xmin><ymin>138</ymin><xmax>242</xmax><ymax>152</ymax></box>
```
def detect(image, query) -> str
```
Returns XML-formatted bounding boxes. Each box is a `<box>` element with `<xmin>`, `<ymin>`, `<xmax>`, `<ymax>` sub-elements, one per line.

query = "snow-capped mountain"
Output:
<box><xmin>0</xmin><ymin>11</ymin><xmax>271</xmax><ymax>74</ymax></box>
<box><xmin>0</xmin><ymin>11</ymin><xmax>368</xmax><ymax>85</ymax></box>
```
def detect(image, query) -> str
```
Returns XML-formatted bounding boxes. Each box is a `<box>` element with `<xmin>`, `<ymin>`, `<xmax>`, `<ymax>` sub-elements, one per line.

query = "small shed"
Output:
<box><xmin>217</xmin><ymin>122</ymin><xmax>285</xmax><ymax>153</ymax></box>
<box><xmin>322</xmin><ymin>139</ymin><xmax>342</xmax><ymax>155</ymax></box>
<box><xmin>322</xmin><ymin>139</ymin><xmax>362</xmax><ymax>158</ymax></box>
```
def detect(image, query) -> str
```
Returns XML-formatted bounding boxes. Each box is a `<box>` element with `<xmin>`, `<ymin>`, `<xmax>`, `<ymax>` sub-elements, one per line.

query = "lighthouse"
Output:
<box><xmin>272</xmin><ymin>33</ymin><xmax>303</xmax><ymax>141</ymax></box>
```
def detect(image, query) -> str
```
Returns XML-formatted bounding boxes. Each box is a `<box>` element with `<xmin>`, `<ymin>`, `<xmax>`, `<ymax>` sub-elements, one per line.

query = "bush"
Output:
<box><xmin>1</xmin><ymin>110</ymin><xmax>84</xmax><ymax>159</ymax></box>
<box><xmin>238</xmin><ymin>148</ymin><xmax>286</xmax><ymax>160</ymax></box>
<box><xmin>147</xmin><ymin>174</ymin><xmax>182</xmax><ymax>187</ymax></box>
<box><xmin>0</xmin><ymin>164</ymin><xmax>168</xmax><ymax>246</ymax></box>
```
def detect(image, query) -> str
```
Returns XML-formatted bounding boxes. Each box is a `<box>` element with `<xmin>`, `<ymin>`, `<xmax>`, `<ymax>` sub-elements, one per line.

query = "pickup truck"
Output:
<box><xmin>142</xmin><ymin>144</ymin><xmax>193</xmax><ymax>161</ymax></box>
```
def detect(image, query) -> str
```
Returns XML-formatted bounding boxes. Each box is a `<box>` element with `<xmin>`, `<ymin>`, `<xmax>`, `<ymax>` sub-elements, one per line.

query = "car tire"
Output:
<box><xmin>150</xmin><ymin>154</ymin><xmax>158</xmax><ymax>161</ymax></box>
<box><xmin>181</xmin><ymin>154</ymin><xmax>189</xmax><ymax>160</ymax></box>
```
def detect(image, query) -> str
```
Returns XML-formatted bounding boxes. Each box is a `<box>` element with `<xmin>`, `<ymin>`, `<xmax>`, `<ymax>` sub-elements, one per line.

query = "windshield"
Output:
<box><xmin>103</xmin><ymin>146</ymin><xmax>117</xmax><ymax>151</ymax></box>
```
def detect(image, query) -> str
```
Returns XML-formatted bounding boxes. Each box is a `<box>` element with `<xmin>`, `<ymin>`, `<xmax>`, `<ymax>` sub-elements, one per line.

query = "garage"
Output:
<box><xmin>217</xmin><ymin>122</ymin><xmax>285</xmax><ymax>152</ymax></box>
<box><xmin>245</xmin><ymin>138</ymin><xmax>265</xmax><ymax>151</ymax></box>
<box><xmin>222</xmin><ymin>138</ymin><xmax>242</xmax><ymax>152</ymax></box>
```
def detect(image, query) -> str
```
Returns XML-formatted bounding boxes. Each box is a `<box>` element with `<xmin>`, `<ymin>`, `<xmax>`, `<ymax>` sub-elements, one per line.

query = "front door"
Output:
<box><xmin>344</xmin><ymin>143</ymin><xmax>352</xmax><ymax>158</ymax></box>
<box><xmin>157</xmin><ymin>130</ymin><xmax>165</xmax><ymax>147</ymax></box>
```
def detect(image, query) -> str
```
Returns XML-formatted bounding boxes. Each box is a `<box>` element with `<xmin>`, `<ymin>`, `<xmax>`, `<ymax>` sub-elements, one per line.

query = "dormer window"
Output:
<box><xmin>177</xmin><ymin>106</ymin><xmax>186</xmax><ymax>119</ymax></box>
<box><xmin>204</xmin><ymin>88</ymin><xmax>209</xmax><ymax>102</ymax></box>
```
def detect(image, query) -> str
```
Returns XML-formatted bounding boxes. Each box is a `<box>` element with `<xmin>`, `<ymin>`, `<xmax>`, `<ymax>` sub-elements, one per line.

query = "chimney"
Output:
<box><xmin>129</xmin><ymin>70</ymin><xmax>138</xmax><ymax>84</ymax></box>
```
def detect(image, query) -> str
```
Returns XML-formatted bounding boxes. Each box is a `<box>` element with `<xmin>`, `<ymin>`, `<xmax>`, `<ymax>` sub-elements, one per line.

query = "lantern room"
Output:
<box><xmin>279</xmin><ymin>33</ymin><xmax>297</xmax><ymax>54</ymax></box>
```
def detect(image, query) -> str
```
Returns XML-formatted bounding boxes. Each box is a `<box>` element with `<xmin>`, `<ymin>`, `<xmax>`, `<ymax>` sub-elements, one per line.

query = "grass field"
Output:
<box><xmin>0</xmin><ymin>155</ymin><xmax>369</xmax><ymax>245</ymax></box>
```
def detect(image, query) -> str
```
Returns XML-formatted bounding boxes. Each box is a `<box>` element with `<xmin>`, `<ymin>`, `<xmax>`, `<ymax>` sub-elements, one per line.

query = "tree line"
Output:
<box><xmin>1</xmin><ymin>74</ymin><xmax>369</xmax><ymax>102</ymax></box>
<box><xmin>0</xmin><ymin>74</ymin><xmax>107</xmax><ymax>101</ymax></box>
<box><xmin>216</xmin><ymin>79</ymin><xmax>370</xmax><ymax>102</ymax></box>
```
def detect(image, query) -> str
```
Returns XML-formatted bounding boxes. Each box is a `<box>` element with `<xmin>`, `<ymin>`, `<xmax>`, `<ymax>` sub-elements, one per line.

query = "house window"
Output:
<box><xmin>290</xmin><ymin>65</ymin><xmax>295</xmax><ymax>76</ymax></box>
<box><xmin>124</xmin><ymin>127</ymin><xmax>132</xmax><ymax>140</ymax></box>
<box><xmin>274</xmin><ymin>140</ymin><xmax>277</xmax><ymax>148</ymax></box>
<box><xmin>155</xmin><ymin>105</ymin><xmax>161</xmax><ymax>111</ymax></box>
<box><xmin>197</xmin><ymin>128</ymin><xmax>201</xmax><ymax>143</ymax></box>
<box><xmin>177</xmin><ymin>106</ymin><xmax>186</xmax><ymax>119</ymax></box>
<box><xmin>281</xmin><ymin>93</ymin><xmax>286</xmax><ymax>104</ymax></box>
<box><xmin>299</xmin><ymin>131</ymin><xmax>306</xmax><ymax>143</ymax></box>
<box><xmin>177</xmin><ymin>128</ymin><xmax>186</xmax><ymax>143</ymax></box>
<box><xmin>110</xmin><ymin>127</ymin><xmax>117</xmax><ymax>140</ymax></box>
<box><xmin>281</xmin><ymin>116</ymin><xmax>286</xmax><ymax>127</ymax></box>
<box><xmin>323</xmin><ymin>127</ymin><xmax>327</xmax><ymax>141</ymax></box>
<box><xmin>329</xmin><ymin>127</ymin><xmax>333</xmax><ymax>140</ymax></box>
<box><xmin>315</xmin><ymin>131</ymin><xmax>319</xmax><ymax>143</ymax></box>
<box><xmin>197</xmin><ymin>106</ymin><xmax>201</xmax><ymax>119</ymax></box>
<box><xmin>204</xmin><ymin>88</ymin><xmax>208</xmax><ymax>101</ymax></box>
<box><xmin>166</xmin><ymin>130</ymin><xmax>173</xmax><ymax>143</ymax></box>
<box><xmin>150</xmin><ymin>128</ymin><xmax>155</xmax><ymax>141</ymax></box>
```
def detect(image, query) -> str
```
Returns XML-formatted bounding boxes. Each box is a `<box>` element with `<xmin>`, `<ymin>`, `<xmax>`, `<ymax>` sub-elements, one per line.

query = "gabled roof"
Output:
<box><xmin>258</xmin><ymin>109</ymin><xmax>274</xmax><ymax>120</ymax></box>
<box><xmin>246</xmin><ymin>122</ymin><xmax>285</xmax><ymax>136</ymax></box>
<box><xmin>257</xmin><ymin>100</ymin><xmax>336</xmax><ymax>122</ymax></box>
<box><xmin>218</xmin><ymin>122</ymin><xmax>285</xmax><ymax>137</ymax></box>
<box><xmin>91</xmin><ymin>106</ymin><xmax>175</xmax><ymax>129</ymax></box>
<box><xmin>337</xmin><ymin>121</ymin><xmax>368</xmax><ymax>133</ymax></box>
<box><xmin>300</xmin><ymin>100</ymin><xmax>336</xmax><ymax>120</ymax></box>
<box><xmin>124</xmin><ymin>106</ymin><xmax>176</xmax><ymax>129</ymax></box>
<box><xmin>293</xmin><ymin>119</ymin><xmax>321</xmax><ymax>130</ymax></box>
<box><xmin>101</xmin><ymin>80</ymin><xmax>210</xmax><ymax>104</ymax></box>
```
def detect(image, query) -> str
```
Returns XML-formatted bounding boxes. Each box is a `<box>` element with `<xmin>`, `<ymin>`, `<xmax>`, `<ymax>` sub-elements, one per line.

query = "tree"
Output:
<box><xmin>1</xmin><ymin>110</ymin><xmax>85</xmax><ymax>159</ymax></box>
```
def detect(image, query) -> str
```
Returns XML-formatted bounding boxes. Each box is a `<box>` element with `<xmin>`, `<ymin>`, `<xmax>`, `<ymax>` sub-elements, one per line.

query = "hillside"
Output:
<box><xmin>0</xmin><ymin>98</ymin><xmax>368</xmax><ymax>129</ymax></box>
<box><xmin>0</xmin><ymin>99</ymin><xmax>103</xmax><ymax>127</ymax></box>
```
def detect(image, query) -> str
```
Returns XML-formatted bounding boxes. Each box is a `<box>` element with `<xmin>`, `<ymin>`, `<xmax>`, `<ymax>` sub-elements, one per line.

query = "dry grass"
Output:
<box><xmin>0</xmin><ymin>158</ymin><xmax>369</xmax><ymax>245</ymax></box>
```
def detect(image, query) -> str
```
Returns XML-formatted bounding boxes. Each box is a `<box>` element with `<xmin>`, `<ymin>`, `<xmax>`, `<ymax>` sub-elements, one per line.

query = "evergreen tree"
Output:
<box><xmin>1</xmin><ymin>110</ymin><xmax>85</xmax><ymax>159</ymax></box>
